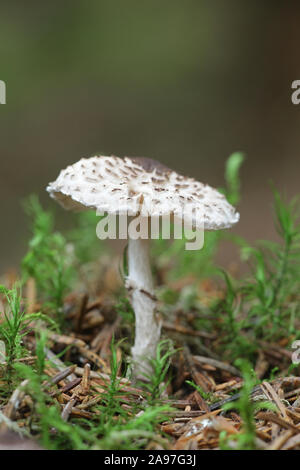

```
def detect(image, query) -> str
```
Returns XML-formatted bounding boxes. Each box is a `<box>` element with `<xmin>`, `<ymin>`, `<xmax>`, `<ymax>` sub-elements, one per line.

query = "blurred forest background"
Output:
<box><xmin>0</xmin><ymin>0</ymin><xmax>300</xmax><ymax>272</ymax></box>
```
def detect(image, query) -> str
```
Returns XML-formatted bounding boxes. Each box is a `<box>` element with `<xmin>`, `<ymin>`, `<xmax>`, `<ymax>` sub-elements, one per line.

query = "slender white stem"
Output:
<box><xmin>126</xmin><ymin>237</ymin><xmax>161</xmax><ymax>379</ymax></box>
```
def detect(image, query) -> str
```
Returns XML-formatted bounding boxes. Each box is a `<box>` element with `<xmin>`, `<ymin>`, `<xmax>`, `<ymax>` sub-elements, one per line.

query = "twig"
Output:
<box><xmin>48</xmin><ymin>365</ymin><xmax>77</xmax><ymax>386</ymax></box>
<box><xmin>75</xmin><ymin>367</ymin><xmax>129</xmax><ymax>385</ymax></box>
<box><xmin>81</xmin><ymin>363</ymin><xmax>91</xmax><ymax>395</ymax></box>
<box><xmin>261</xmin><ymin>381</ymin><xmax>289</xmax><ymax>420</ymax></box>
<box><xmin>183</xmin><ymin>346</ymin><xmax>213</xmax><ymax>394</ymax></box>
<box><xmin>61</xmin><ymin>398</ymin><xmax>77</xmax><ymax>421</ymax></box>
<box><xmin>3</xmin><ymin>379</ymin><xmax>29</xmax><ymax>420</ymax></box>
<box><xmin>193</xmin><ymin>355</ymin><xmax>241</xmax><ymax>377</ymax></box>
<box><xmin>45</xmin><ymin>348</ymin><xmax>77</xmax><ymax>382</ymax></box>
<box><xmin>75</xmin><ymin>294</ymin><xmax>89</xmax><ymax>332</ymax></box>
<box><xmin>50</xmin><ymin>378</ymin><xmax>82</xmax><ymax>397</ymax></box>
<box><xmin>163</xmin><ymin>322</ymin><xmax>216</xmax><ymax>340</ymax></box>
<box><xmin>266</xmin><ymin>430</ymin><xmax>294</xmax><ymax>450</ymax></box>
<box><xmin>256</xmin><ymin>412</ymin><xmax>299</xmax><ymax>432</ymax></box>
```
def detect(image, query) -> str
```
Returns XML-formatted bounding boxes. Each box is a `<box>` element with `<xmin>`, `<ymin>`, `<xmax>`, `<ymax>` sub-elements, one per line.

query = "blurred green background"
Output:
<box><xmin>1</xmin><ymin>0</ymin><xmax>300</xmax><ymax>272</ymax></box>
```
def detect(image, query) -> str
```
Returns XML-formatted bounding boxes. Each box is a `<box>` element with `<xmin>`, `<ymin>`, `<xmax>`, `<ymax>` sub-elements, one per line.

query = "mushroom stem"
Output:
<box><xmin>126</xmin><ymin>237</ymin><xmax>161</xmax><ymax>379</ymax></box>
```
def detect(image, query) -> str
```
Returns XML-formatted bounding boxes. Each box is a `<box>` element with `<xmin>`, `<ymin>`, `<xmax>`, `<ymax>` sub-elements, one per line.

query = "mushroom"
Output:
<box><xmin>46</xmin><ymin>155</ymin><xmax>239</xmax><ymax>378</ymax></box>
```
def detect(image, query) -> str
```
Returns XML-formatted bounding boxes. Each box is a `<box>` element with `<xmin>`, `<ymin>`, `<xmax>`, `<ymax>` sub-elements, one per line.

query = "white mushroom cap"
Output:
<box><xmin>46</xmin><ymin>155</ymin><xmax>240</xmax><ymax>230</ymax></box>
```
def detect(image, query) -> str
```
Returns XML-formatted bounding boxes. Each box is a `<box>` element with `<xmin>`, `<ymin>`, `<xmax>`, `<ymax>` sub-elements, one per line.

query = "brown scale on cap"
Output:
<box><xmin>127</xmin><ymin>157</ymin><xmax>172</xmax><ymax>175</ymax></box>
